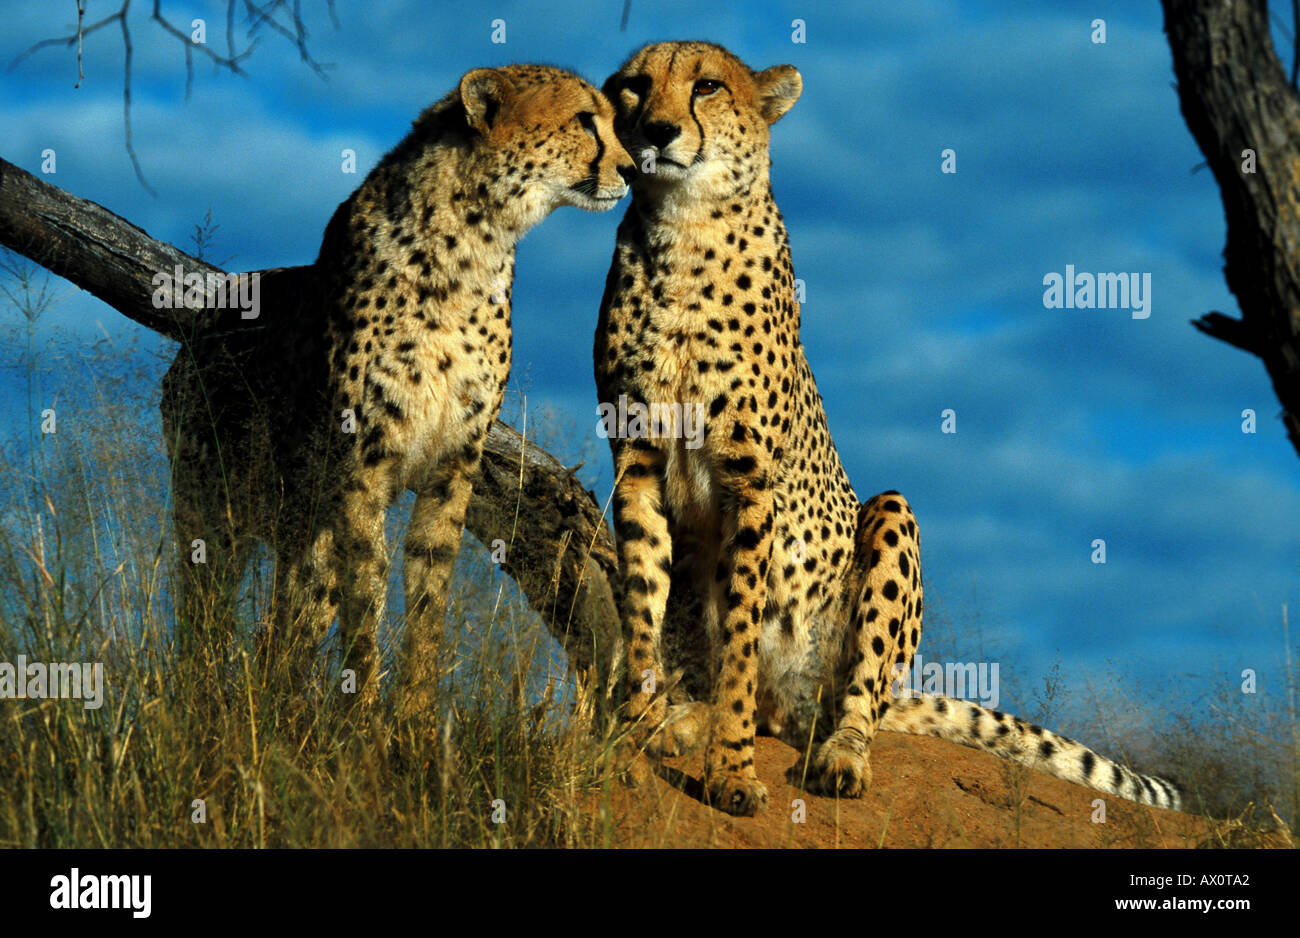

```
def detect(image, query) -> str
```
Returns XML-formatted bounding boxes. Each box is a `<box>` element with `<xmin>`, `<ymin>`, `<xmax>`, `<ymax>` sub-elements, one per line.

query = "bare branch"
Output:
<box><xmin>75</xmin><ymin>0</ymin><xmax>85</xmax><ymax>88</ymax></box>
<box><xmin>150</xmin><ymin>0</ymin><xmax>260</xmax><ymax>95</ymax></box>
<box><xmin>10</xmin><ymin>0</ymin><xmax>332</xmax><ymax>192</ymax></box>
<box><xmin>118</xmin><ymin>1</ymin><xmax>156</xmax><ymax>197</ymax></box>
<box><xmin>1163</xmin><ymin>0</ymin><xmax>1300</xmax><ymax>459</ymax></box>
<box><xmin>0</xmin><ymin>156</ymin><xmax>215</xmax><ymax>336</ymax></box>
<box><xmin>239</xmin><ymin>0</ymin><xmax>332</xmax><ymax>78</ymax></box>
<box><xmin>8</xmin><ymin>7</ymin><xmax>124</xmax><ymax>73</ymax></box>
<box><xmin>1191</xmin><ymin>311</ymin><xmax>1265</xmax><ymax>355</ymax></box>
<box><xmin>227</xmin><ymin>0</ymin><xmax>238</xmax><ymax>66</ymax></box>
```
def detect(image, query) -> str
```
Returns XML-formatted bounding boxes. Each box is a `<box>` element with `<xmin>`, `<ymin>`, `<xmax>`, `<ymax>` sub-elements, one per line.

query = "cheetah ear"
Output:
<box><xmin>460</xmin><ymin>68</ymin><xmax>515</xmax><ymax>134</ymax></box>
<box><xmin>754</xmin><ymin>65</ymin><xmax>801</xmax><ymax>124</ymax></box>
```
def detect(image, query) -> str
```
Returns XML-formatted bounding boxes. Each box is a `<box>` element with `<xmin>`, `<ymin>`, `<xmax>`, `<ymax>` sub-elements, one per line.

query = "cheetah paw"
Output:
<box><xmin>706</xmin><ymin>772</ymin><xmax>769</xmax><ymax>816</ymax></box>
<box><xmin>806</xmin><ymin>732</ymin><xmax>872</xmax><ymax>797</ymax></box>
<box><xmin>644</xmin><ymin>701</ymin><xmax>712</xmax><ymax>757</ymax></box>
<box><xmin>618</xmin><ymin>747</ymin><xmax>655</xmax><ymax>788</ymax></box>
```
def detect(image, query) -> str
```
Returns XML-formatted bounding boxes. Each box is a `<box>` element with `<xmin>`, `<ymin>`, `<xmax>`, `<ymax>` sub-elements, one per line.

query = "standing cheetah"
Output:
<box><xmin>163</xmin><ymin>65</ymin><xmax>633</xmax><ymax>713</ymax></box>
<box><xmin>596</xmin><ymin>42</ymin><xmax>1180</xmax><ymax>815</ymax></box>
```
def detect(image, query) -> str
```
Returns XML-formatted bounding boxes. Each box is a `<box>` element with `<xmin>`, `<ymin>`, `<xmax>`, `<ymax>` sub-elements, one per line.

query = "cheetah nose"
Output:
<box><xmin>618</xmin><ymin>164</ymin><xmax>637</xmax><ymax>185</ymax></box>
<box><xmin>642</xmin><ymin>121</ymin><xmax>682</xmax><ymax>149</ymax></box>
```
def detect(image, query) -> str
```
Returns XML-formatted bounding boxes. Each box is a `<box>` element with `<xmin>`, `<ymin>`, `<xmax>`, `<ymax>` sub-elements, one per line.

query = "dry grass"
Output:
<box><xmin>0</xmin><ymin>250</ymin><xmax>1294</xmax><ymax>848</ymax></box>
<box><xmin>0</xmin><ymin>256</ymin><xmax>630</xmax><ymax>848</ymax></box>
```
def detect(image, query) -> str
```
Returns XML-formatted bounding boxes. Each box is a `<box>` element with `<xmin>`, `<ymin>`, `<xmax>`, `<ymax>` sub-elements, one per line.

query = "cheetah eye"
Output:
<box><xmin>693</xmin><ymin>79</ymin><xmax>723</xmax><ymax>96</ymax></box>
<box><xmin>576</xmin><ymin>111</ymin><xmax>598</xmax><ymax>136</ymax></box>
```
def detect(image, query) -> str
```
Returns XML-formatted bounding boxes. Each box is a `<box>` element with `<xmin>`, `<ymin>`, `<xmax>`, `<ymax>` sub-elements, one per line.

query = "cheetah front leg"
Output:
<box><xmin>703</xmin><ymin>466</ymin><xmax>775</xmax><ymax>817</ymax></box>
<box><xmin>611</xmin><ymin>441</ymin><xmax>673</xmax><ymax>737</ymax></box>
<box><xmin>809</xmin><ymin>491</ymin><xmax>923</xmax><ymax>797</ymax></box>
<box><xmin>397</xmin><ymin>455</ymin><xmax>476</xmax><ymax>719</ymax></box>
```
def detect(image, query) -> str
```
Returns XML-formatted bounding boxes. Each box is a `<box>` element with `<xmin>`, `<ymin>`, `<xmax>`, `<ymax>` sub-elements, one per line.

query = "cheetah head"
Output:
<box><xmin>456</xmin><ymin>65</ymin><xmax>635</xmax><ymax>227</ymax></box>
<box><xmin>603</xmin><ymin>42</ymin><xmax>801</xmax><ymax>201</ymax></box>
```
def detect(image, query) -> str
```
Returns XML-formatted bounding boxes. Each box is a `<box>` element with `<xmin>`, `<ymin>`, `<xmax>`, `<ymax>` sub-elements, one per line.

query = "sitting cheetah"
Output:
<box><xmin>163</xmin><ymin>65</ymin><xmax>633</xmax><ymax>712</ymax></box>
<box><xmin>596</xmin><ymin>41</ymin><xmax>1180</xmax><ymax>815</ymax></box>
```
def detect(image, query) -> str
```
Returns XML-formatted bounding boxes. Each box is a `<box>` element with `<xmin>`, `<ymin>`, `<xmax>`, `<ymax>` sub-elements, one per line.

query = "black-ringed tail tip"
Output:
<box><xmin>881</xmin><ymin>695</ymin><xmax>1182</xmax><ymax>810</ymax></box>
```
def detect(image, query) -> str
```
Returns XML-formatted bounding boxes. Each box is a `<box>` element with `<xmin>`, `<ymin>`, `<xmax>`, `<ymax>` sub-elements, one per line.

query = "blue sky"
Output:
<box><xmin>2</xmin><ymin>0</ymin><xmax>1298</xmax><ymax>730</ymax></box>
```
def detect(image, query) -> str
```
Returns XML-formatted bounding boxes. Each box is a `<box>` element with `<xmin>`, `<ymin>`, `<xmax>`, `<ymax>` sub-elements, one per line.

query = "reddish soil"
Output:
<box><xmin>589</xmin><ymin>733</ymin><xmax>1292</xmax><ymax>848</ymax></box>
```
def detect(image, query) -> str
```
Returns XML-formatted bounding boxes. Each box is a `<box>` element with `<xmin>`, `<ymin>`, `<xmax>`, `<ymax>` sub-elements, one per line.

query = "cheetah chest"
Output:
<box><xmin>350</xmin><ymin>303</ymin><xmax>511</xmax><ymax>488</ymax></box>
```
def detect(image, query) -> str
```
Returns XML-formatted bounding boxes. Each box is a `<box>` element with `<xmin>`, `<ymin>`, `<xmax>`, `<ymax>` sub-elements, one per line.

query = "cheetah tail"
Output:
<box><xmin>877</xmin><ymin>694</ymin><xmax>1183</xmax><ymax>811</ymax></box>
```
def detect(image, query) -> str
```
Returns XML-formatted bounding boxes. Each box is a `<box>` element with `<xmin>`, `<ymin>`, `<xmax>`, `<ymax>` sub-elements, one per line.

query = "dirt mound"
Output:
<box><xmin>591</xmin><ymin>733</ymin><xmax>1292</xmax><ymax>848</ymax></box>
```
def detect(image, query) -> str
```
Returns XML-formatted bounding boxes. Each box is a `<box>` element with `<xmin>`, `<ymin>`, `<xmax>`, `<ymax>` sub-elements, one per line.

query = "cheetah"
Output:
<box><xmin>595</xmin><ymin>41</ymin><xmax>1180</xmax><ymax>815</ymax></box>
<box><xmin>162</xmin><ymin>65</ymin><xmax>633</xmax><ymax>713</ymax></box>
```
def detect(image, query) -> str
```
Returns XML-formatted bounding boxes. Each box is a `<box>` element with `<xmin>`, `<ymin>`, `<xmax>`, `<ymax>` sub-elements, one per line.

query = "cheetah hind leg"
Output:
<box><xmin>262</xmin><ymin>528</ymin><xmax>338</xmax><ymax>700</ymax></box>
<box><xmin>806</xmin><ymin>491</ymin><xmax>923</xmax><ymax>799</ymax></box>
<box><xmin>168</xmin><ymin>485</ymin><xmax>249</xmax><ymax>734</ymax></box>
<box><xmin>172</xmin><ymin>502</ymin><xmax>250</xmax><ymax>678</ymax></box>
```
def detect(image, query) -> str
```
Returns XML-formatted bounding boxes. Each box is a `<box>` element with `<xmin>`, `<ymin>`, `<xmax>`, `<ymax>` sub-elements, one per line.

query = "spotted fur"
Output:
<box><xmin>596</xmin><ymin>41</ymin><xmax>1179</xmax><ymax>815</ymax></box>
<box><xmin>163</xmin><ymin>65</ymin><xmax>633</xmax><ymax>713</ymax></box>
<box><xmin>881</xmin><ymin>696</ymin><xmax>1181</xmax><ymax>809</ymax></box>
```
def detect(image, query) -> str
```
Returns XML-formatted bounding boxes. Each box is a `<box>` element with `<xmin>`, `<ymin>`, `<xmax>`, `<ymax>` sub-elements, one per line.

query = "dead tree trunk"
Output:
<box><xmin>1163</xmin><ymin>0</ymin><xmax>1300</xmax><ymax>459</ymax></box>
<box><xmin>0</xmin><ymin>155</ymin><xmax>622</xmax><ymax>700</ymax></box>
